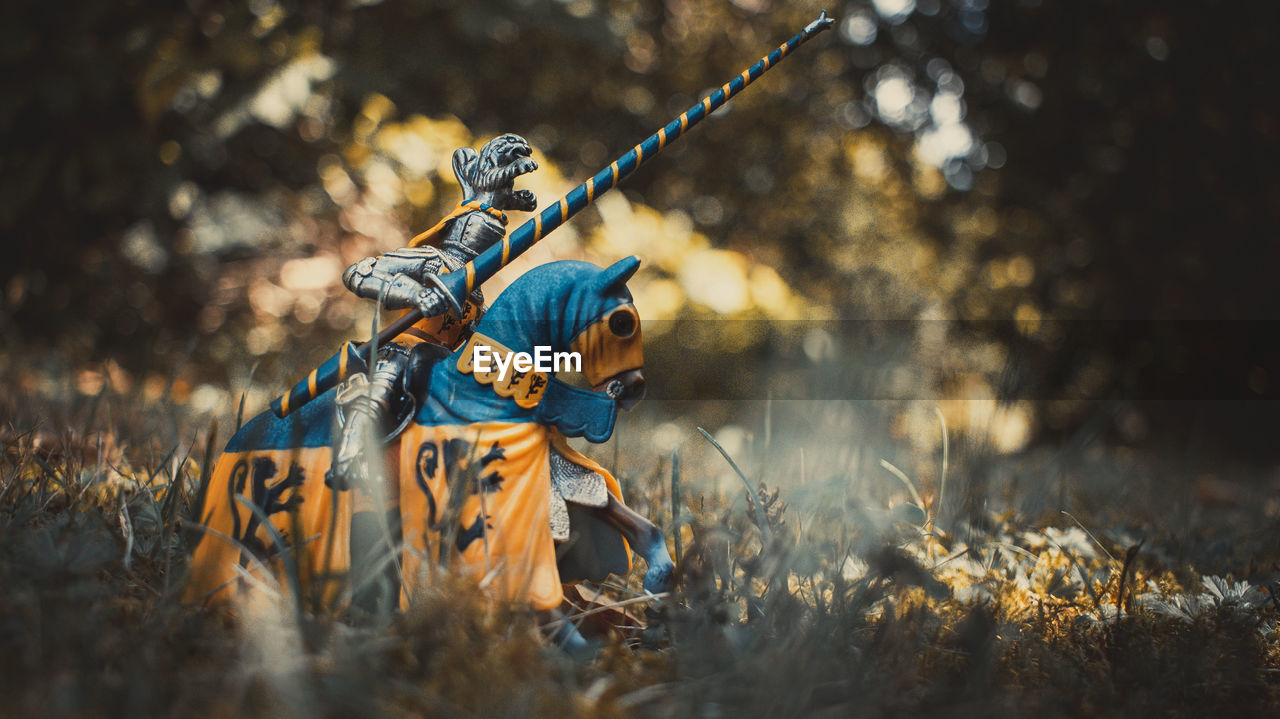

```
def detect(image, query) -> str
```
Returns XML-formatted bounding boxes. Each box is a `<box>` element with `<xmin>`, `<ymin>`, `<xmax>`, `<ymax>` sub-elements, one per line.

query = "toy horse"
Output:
<box><xmin>184</xmin><ymin>257</ymin><xmax>673</xmax><ymax>648</ymax></box>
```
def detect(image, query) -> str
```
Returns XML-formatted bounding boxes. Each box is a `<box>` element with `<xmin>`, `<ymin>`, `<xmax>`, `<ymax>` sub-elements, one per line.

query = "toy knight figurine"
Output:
<box><xmin>187</xmin><ymin>13</ymin><xmax>835</xmax><ymax>658</ymax></box>
<box><xmin>329</xmin><ymin>134</ymin><xmax>539</xmax><ymax>488</ymax></box>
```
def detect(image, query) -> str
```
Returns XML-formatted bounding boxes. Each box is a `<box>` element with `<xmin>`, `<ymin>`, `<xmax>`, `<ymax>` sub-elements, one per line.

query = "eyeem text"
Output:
<box><xmin>473</xmin><ymin>345</ymin><xmax>581</xmax><ymax>381</ymax></box>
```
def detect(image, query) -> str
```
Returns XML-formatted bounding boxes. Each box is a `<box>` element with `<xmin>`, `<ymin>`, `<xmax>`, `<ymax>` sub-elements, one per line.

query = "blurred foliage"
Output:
<box><xmin>2</xmin><ymin>0</ymin><xmax>1278</xmax><ymax>455</ymax></box>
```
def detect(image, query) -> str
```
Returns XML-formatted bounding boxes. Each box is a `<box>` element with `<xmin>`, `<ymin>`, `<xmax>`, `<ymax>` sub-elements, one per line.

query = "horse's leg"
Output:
<box><xmin>592</xmin><ymin>494</ymin><xmax>675</xmax><ymax>594</ymax></box>
<box><xmin>348</xmin><ymin>445</ymin><xmax>403</xmax><ymax>615</ymax></box>
<box><xmin>539</xmin><ymin>608</ymin><xmax>595</xmax><ymax>660</ymax></box>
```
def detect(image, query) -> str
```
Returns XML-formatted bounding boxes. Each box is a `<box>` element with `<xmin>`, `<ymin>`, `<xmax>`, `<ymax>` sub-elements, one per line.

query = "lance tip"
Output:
<box><xmin>804</xmin><ymin>10</ymin><xmax>836</xmax><ymax>36</ymax></box>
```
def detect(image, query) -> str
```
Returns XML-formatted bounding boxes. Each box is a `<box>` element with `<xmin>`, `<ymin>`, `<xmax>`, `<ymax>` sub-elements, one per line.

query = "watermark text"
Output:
<box><xmin>473</xmin><ymin>344</ymin><xmax>580</xmax><ymax>380</ymax></box>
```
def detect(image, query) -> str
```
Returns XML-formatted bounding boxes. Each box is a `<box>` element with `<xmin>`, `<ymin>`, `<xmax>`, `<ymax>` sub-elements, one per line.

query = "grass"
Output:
<box><xmin>1</xmin><ymin>367</ymin><xmax>1278</xmax><ymax>718</ymax></box>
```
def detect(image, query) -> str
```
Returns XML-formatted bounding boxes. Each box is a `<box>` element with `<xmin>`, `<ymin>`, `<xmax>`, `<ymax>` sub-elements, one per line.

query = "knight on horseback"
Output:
<box><xmin>190</xmin><ymin>13</ymin><xmax>834</xmax><ymax>655</ymax></box>
<box><xmin>329</xmin><ymin>134</ymin><xmax>539</xmax><ymax>489</ymax></box>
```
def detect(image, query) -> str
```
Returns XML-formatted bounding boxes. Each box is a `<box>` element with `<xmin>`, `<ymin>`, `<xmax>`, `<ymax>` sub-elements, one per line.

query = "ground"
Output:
<box><xmin>2</xmin><ymin>370</ymin><xmax>1277</xmax><ymax>719</ymax></box>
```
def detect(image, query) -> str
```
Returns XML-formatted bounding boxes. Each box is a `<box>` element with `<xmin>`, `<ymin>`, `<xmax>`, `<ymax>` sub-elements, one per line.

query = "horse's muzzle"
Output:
<box><xmin>597</xmin><ymin>369</ymin><xmax>645</xmax><ymax>410</ymax></box>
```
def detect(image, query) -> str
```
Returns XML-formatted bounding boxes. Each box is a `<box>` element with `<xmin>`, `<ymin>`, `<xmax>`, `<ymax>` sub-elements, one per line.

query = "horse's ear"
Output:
<box><xmin>452</xmin><ymin>147</ymin><xmax>478</xmax><ymax>199</ymax></box>
<box><xmin>594</xmin><ymin>255</ymin><xmax>641</xmax><ymax>293</ymax></box>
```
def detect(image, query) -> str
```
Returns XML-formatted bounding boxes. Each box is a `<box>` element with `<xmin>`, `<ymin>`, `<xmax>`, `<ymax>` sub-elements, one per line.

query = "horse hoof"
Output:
<box><xmin>643</xmin><ymin>562</ymin><xmax>675</xmax><ymax>595</ymax></box>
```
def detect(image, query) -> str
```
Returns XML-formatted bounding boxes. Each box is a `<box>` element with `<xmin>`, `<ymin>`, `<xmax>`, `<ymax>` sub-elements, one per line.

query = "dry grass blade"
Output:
<box><xmin>1061</xmin><ymin>510</ymin><xmax>1116</xmax><ymax>563</ymax></box>
<box><xmin>616</xmin><ymin>682</ymin><xmax>676</xmax><ymax>709</ymax></box>
<box><xmin>231</xmin><ymin>559</ymin><xmax>285</xmax><ymax>601</ymax></box>
<box><xmin>596</xmin><ymin>580</ymin><xmax>645</xmax><ymax>598</ymax></box>
<box><xmin>934</xmin><ymin>406</ymin><xmax>948</xmax><ymax>524</ymax></box>
<box><xmin>986</xmin><ymin>541</ymin><xmax>1039</xmax><ymax>564</ymax></box>
<box><xmin>235</xmin><ymin>361</ymin><xmax>259</xmax><ymax>434</ymax></box>
<box><xmin>340</xmin><ymin>536</ymin><xmax>412</xmax><ymax>606</ymax></box>
<box><xmin>233</xmin><ymin>494</ymin><xmax>306</xmax><ymax>621</ymax></box>
<box><xmin>1116</xmin><ymin>539</ymin><xmax>1144</xmax><ymax>624</ymax></box>
<box><xmin>671</xmin><ymin>449</ymin><xmax>683</xmax><ymax>565</ymax></box>
<box><xmin>540</xmin><ymin>591</ymin><xmax>670</xmax><ymax>630</ymax></box>
<box><xmin>1047</xmin><ymin>538</ymin><xmax>1102</xmax><ymax>610</ymax></box>
<box><xmin>118</xmin><ymin>493</ymin><xmax>135</xmax><ymax>570</ymax></box>
<box><xmin>879</xmin><ymin>459</ymin><xmax>926</xmax><ymax>518</ymax></box>
<box><xmin>698</xmin><ymin>426</ymin><xmax>772</xmax><ymax>543</ymax></box>
<box><xmin>189</xmin><ymin>423</ymin><xmax>218</xmax><ymax>528</ymax></box>
<box><xmin>184</xmin><ymin>521</ymin><xmax>287</xmax><ymax>606</ymax></box>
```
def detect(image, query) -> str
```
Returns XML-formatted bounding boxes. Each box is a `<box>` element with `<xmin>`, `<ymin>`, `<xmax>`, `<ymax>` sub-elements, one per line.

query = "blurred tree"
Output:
<box><xmin>1</xmin><ymin>0</ymin><xmax>1276</xmax><ymax>454</ymax></box>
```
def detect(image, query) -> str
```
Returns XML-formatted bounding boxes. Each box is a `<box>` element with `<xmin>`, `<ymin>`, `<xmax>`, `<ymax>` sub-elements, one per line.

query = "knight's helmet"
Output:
<box><xmin>452</xmin><ymin>134</ymin><xmax>539</xmax><ymax>213</ymax></box>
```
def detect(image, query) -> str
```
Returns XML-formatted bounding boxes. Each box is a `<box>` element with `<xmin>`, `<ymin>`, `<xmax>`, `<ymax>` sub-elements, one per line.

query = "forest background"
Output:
<box><xmin>4</xmin><ymin>0</ymin><xmax>1277</xmax><ymax>461</ymax></box>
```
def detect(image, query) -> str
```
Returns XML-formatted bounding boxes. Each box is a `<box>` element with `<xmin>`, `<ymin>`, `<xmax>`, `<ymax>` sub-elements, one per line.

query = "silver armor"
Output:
<box><xmin>341</xmin><ymin>246</ymin><xmax>482</xmax><ymax>315</ymax></box>
<box><xmin>547</xmin><ymin>447</ymin><xmax>611</xmax><ymax>541</ymax></box>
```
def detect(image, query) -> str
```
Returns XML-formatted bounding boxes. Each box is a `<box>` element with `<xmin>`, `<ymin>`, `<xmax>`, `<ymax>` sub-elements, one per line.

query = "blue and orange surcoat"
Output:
<box><xmin>185</xmin><ymin>258</ymin><xmax>645</xmax><ymax>613</ymax></box>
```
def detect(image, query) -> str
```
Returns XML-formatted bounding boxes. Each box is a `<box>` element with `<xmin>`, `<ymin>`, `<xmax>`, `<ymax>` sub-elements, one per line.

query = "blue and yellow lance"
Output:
<box><xmin>273</xmin><ymin>10</ymin><xmax>835</xmax><ymax>418</ymax></box>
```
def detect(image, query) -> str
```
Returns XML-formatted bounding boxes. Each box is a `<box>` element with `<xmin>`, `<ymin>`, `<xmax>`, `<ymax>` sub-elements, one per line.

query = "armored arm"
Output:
<box><xmin>343</xmin><ymin>248</ymin><xmax>459</xmax><ymax>318</ymax></box>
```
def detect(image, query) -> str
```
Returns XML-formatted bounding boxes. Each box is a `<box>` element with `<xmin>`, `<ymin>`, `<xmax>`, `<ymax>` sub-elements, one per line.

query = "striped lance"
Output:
<box><xmin>273</xmin><ymin>10</ymin><xmax>835</xmax><ymax>417</ymax></box>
